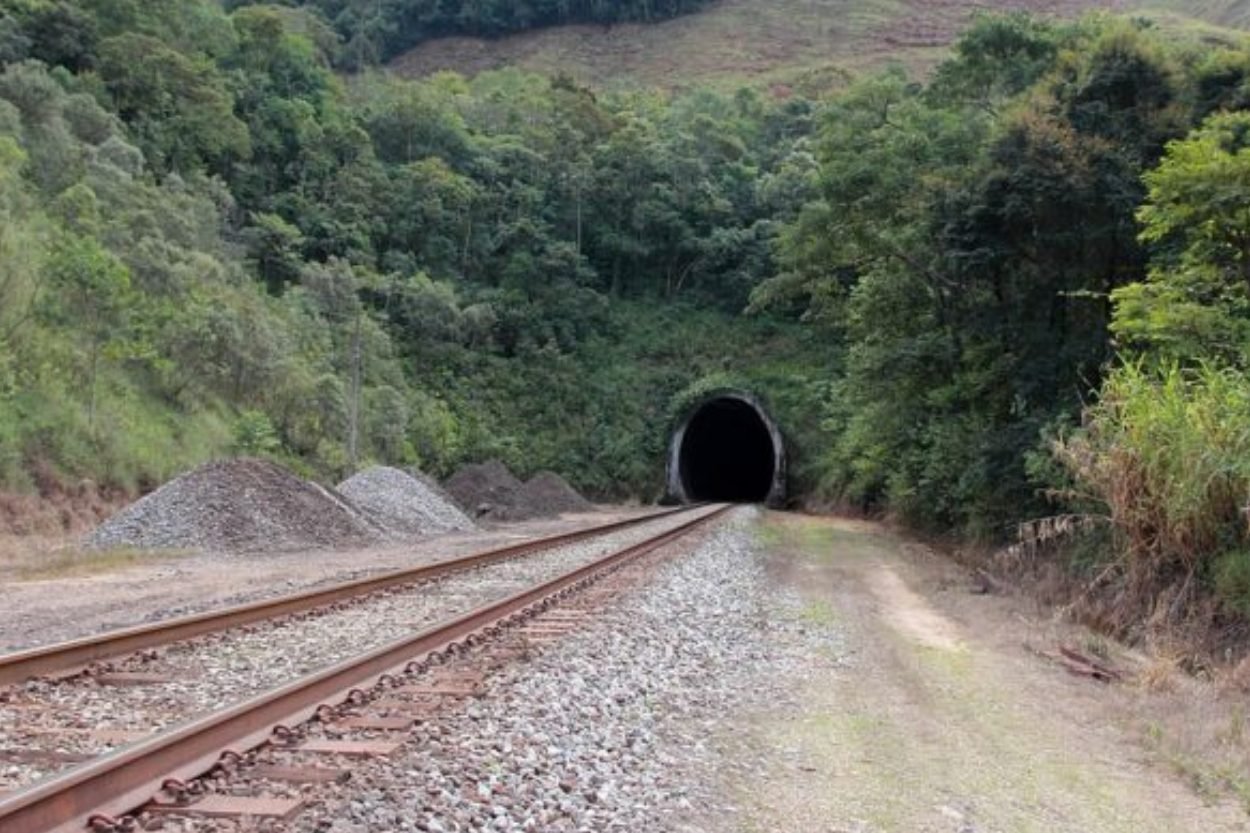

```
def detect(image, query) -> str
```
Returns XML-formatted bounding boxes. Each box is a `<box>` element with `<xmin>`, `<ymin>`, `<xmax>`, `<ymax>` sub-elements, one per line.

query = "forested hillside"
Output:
<box><xmin>0</xmin><ymin>0</ymin><xmax>831</xmax><ymax>503</ymax></box>
<box><xmin>750</xmin><ymin>13</ymin><xmax>1250</xmax><ymax>639</ymax></box>
<box><xmin>8</xmin><ymin>1</ymin><xmax>1250</xmax><ymax>636</ymax></box>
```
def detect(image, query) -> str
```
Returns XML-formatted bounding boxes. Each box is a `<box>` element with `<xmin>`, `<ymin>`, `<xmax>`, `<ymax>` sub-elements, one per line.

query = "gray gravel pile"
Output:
<box><xmin>87</xmin><ymin>458</ymin><xmax>387</xmax><ymax>554</ymax></box>
<box><xmin>409</xmin><ymin>470</ymin><xmax>466</xmax><ymax>518</ymax></box>
<box><xmin>298</xmin><ymin>508</ymin><xmax>840</xmax><ymax>833</ymax></box>
<box><xmin>444</xmin><ymin>460</ymin><xmax>539</xmax><ymax>521</ymax></box>
<box><xmin>521</xmin><ymin>471</ymin><xmax>593</xmax><ymax>515</ymax></box>
<box><xmin>337</xmin><ymin>467</ymin><xmax>476</xmax><ymax>536</ymax></box>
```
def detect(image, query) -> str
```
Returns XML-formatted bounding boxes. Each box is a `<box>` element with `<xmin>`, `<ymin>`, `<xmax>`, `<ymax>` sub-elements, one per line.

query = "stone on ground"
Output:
<box><xmin>444</xmin><ymin>460</ymin><xmax>537</xmax><ymax>521</ymax></box>
<box><xmin>445</xmin><ymin>461</ymin><xmax>593</xmax><ymax>521</ymax></box>
<box><xmin>337</xmin><ymin>466</ymin><xmax>475</xmax><ymax>536</ymax></box>
<box><xmin>87</xmin><ymin>458</ymin><xmax>387</xmax><ymax>553</ymax></box>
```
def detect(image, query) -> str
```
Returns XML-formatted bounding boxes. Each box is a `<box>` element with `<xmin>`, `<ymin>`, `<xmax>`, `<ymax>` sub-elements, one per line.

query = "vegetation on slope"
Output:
<box><xmin>7</xmin><ymin>0</ymin><xmax>1250</xmax><ymax>642</ymax></box>
<box><xmin>0</xmin><ymin>0</ymin><xmax>832</xmax><ymax>503</ymax></box>
<box><xmin>752</xmin><ymin>12</ymin><xmax>1250</xmax><ymax>638</ymax></box>
<box><xmin>385</xmin><ymin>0</ymin><xmax>1250</xmax><ymax>92</ymax></box>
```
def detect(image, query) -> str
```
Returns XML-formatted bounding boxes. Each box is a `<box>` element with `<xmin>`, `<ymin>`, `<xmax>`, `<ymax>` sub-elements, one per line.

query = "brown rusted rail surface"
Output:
<box><xmin>0</xmin><ymin>504</ymin><xmax>730</xmax><ymax>833</ymax></box>
<box><xmin>0</xmin><ymin>506</ymin><xmax>699</xmax><ymax>687</ymax></box>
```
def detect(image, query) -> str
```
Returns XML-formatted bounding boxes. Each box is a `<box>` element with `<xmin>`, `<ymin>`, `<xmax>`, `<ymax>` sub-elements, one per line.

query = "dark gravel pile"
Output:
<box><xmin>522</xmin><ymin>471</ymin><xmax>593</xmax><ymax>515</ymax></box>
<box><xmin>445</xmin><ymin>461</ymin><xmax>594</xmax><ymax>522</ymax></box>
<box><xmin>337</xmin><ymin>466</ymin><xmax>475</xmax><ymax>536</ymax></box>
<box><xmin>87</xmin><ymin>458</ymin><xmax>387</xmax><ymax>553</ymax></box>
<box><xmin>444</xmin><ymin>460</ymin><xmax>537</xmax><ymax>521</ymax></box>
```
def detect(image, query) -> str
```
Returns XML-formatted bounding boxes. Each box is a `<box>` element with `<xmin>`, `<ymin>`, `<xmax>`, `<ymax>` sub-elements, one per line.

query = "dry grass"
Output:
<box><xmin>1135</xmin><ymin>674</ymin><xmax>1250</xmax><ymax>811</ymax></box>
<box><xmin>987</xmin><ymin>535</ymin><xmax>1250</xmax><ymax>812</ymax></box>
<box><xmin>0</xmin><ymin>479</ymin><xmax>149</xmax><ymax>580</ymax></box>
<box><xmin>387</xmin><ymin>0</ymin><xmax>1070</xmax><ymax>89</ymax></box>
<box><xmin>1137</xmin><ymin>0</ymin><xmax>1250</xmax><ymax>28</ymax></box>
<box><xmin>387</xmin><ymin>0</ymin><xmax>1247</xmax><ymax>90</ymax></box>
<box><xmin>1137</xmin><ymin>651</ymin><xmax>1185</xmax><ymax>691</ymax></box>
<box><xmin>0</xmin><ymin>534</ymin><xmax>181</xmax><ymax>581</ymax></box>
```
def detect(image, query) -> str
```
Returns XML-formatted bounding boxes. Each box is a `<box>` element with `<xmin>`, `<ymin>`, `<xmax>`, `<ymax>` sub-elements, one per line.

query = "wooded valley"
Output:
<box><xmin>5</xmin><ymin>1</ymin><xmax>1250</xmax><ymax>638</ymax></box>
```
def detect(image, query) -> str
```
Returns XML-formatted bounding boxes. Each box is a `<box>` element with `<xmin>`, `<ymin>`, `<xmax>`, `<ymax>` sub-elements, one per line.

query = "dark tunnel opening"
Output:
<box><xmin>678</xmin><ymin>397</ymin><xmax>777</xmax><ymax>503</ymax></box>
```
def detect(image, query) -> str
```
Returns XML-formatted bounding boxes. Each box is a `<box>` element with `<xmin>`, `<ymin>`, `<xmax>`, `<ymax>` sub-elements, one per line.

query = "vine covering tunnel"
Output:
<box><xmin>666</xmin><ymin>392</ymin><xmax>786</xmax><ymax>506</ymax></box>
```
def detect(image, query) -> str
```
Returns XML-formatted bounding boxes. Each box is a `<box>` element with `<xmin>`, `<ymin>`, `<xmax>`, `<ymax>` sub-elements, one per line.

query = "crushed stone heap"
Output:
<box><xmin>445</xmin><ymin>460</ymin><xmax>592</xmax><ymax>521</ymax></box>
<box><xmin>337</xmin><ymin>466</ymin><xmax>475</xmax><ymax>536</ymax></box>
<box><xmin>444</xmin><ymin>460</ymin><xmax>535</xmax><ymax>521</ymax></box>
<box><xmin>521</xmin><ymin>471</ymin><xmax>593</xmax><ymax>515</ymax></box>
<box><xmin>88</xmin><ymin>458</ymin><xmax>387</xmax><ymax>553</ymax></box>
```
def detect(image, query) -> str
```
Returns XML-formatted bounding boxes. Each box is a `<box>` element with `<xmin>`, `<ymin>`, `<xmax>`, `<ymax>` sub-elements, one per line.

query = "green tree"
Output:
<box><xmin>245</xmin><ymin>212</ymin><xmax>306</xmax><ymax>294</ymax></box>
<box><xmin>98</xmin><ymin>33</ymin><xmax>250</xmax><ymax>172</ymax></box>
<box><xmin>1113</xmin><ymin>112</ymin><xmax>1250</xmax><ymax>361</ymax></box>
<box><xmin>41</xmin><ymin>234</ymin><xmax>135</xmax><ymax>432</ymax></box>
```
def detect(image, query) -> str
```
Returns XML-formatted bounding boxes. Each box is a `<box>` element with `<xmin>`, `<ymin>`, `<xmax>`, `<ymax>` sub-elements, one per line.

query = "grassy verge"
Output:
<box><xmin>0</xmin><ymin>537</ymin><xmax>182</xmax><ymax>581</ymax></box>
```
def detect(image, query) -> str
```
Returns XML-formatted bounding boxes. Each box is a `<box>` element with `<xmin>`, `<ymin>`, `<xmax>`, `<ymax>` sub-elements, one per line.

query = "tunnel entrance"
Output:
<box><xmin>666</xmin><ymin>392</ymin><xmax>785</xmax><ymax>506</ymax></box>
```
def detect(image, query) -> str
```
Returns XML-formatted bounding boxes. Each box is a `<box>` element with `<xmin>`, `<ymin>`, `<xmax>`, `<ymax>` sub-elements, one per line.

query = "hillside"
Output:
<box><xmin>1144</xmin><ymin>0</ymin><xmax>1250</xmax><ymax>26</ymax></box>
<box><xmin>390</xmin><ymin>0</ymin><xmax>1248</xmax><ymax>87</ymax></box>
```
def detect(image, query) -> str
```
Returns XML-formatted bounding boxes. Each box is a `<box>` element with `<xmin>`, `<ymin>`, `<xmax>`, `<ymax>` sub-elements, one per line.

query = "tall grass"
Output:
<box><xmin>1054</xmin><ymin>361</ymin><xmax>1250</xmax><ymax>622</ymax></box>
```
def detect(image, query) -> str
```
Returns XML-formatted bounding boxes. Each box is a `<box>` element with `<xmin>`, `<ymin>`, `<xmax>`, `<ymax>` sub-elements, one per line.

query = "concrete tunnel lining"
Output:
<box><xmin>665</xmin><ymin>391</ymin><xmax>786</xmax><ymax>507</ymax></box>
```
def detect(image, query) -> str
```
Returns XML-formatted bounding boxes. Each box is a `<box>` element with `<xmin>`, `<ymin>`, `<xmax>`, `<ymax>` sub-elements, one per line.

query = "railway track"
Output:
<box><xmin>0</xmin><ymin>503</ymin><xmax>729</xmax><ymax>833</ymax></box>
<box><xmin>0</xmin><ymin>506</ymin><xmax>710</xmax><ymax>792</ymax></box>
<box><xmin>0</xmin><ymin>506</ymin><xmax>694</xmax><ymax>687</ymax></box>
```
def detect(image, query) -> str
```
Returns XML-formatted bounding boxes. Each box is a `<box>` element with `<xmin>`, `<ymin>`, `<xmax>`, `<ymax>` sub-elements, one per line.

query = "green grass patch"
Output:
<box><xmin>799</xmin><ymin>599</ymin><xmax>839</xmax><ymax>626</ymax></box>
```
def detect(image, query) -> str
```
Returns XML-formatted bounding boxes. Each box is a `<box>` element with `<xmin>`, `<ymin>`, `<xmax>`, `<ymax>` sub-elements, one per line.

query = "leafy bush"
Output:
<box><xmin>233</xmin><ymin>410</ymin><xmax>281</xmax><ymax>456</ymax></box>
<box><xmin>1214</xmin><ymin>549</ymin><xmax>1250</xmax><ymax>617</ymax></box>
<box><xmin>1054</xmin><ymin>361</ymin><xmax>1250</xmax><ymax>612</ymax></box>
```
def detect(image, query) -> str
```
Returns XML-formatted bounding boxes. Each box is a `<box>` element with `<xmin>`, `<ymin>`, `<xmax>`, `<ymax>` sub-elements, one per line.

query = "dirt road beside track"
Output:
<box><xmin>730</xmin><ymin>513</ymin><xmax>1248</xmax><ymax>832</ymax></box>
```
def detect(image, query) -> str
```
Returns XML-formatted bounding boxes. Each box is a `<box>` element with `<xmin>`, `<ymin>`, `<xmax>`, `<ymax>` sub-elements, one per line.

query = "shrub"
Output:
<box><xmin>233</xmin><ymin>410</ymin><xmax>281</xmax><ymax>456</ymax></box>
<box><xmin>1214</xmin><ymin>550</ymin><xmax>1250</xmax><ymax>617</ymax></box>
<box><xmin>1054</xmin><ymin>361</ymin><xmax>1250</xmax><ymax>616</ymax></box>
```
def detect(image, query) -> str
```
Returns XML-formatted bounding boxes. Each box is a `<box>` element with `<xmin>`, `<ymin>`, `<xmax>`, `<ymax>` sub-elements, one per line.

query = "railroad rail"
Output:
<box><xmin>0</xmin><ymin>505</ymin><xmax>696</xmax><ymax>687</ymax></box>
<box><xmin>0</xmin><ymin>504</ymin><xmax>730</xmax><ymax>833</ymax></box>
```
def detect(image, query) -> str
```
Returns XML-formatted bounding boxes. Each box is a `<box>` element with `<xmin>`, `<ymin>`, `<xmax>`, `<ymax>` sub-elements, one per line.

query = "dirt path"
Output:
<box><xmin>731</xmin><ymin>512</ymin><xmax>1249</xmax><ymax>832</ymax></box>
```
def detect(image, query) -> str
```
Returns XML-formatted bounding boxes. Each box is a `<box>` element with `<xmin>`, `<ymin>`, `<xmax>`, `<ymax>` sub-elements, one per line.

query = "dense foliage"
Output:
<box><xmin>746</xmin><ymin>12</ymin><xmax>1250</xmax><ymax>628</ymax></box>
<box><xmin>0</xmin><ymin>0</ymin><xmax>827</xmax><ymax>498</ymax></box>
<box><xmin>753</xmin><ymin>15</ymin><xmax>1243</xmax><ymax>535</ymax></box>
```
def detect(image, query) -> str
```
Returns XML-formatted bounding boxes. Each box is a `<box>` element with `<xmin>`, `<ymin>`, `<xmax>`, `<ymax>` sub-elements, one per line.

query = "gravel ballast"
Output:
<box><xmin>87</xmin><ymin>459</ymin><xmax>387</xmax><ymax>554</ymax></box>
<box><xmin>445</xmin><ymin>461</ymin><xmax>535</xmax><ymax>521</ymax></box>
<box><xmin>338</xmin><ymin>467</ymin><xmax>476</xmax><ymax>536</ymax></box>
<box><xmin>282</xmin><ymin>507</ymin><xmax>838</xmax><ymax>833</ymax></box>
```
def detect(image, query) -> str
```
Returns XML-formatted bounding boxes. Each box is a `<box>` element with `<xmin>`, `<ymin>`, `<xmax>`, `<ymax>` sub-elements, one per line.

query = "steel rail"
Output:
<box><xmin>0</xmin><ymin>505</ymin><xmax>699</xmax><ymax>687</ymax></box>
<box><xmin>0</xmin><ymin>504</ymin><xmax>730</xmax><ymax>833</ymax></box>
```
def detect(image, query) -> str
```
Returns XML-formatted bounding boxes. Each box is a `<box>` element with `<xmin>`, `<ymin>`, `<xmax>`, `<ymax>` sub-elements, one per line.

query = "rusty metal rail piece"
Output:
<box><xmin>0</xmin><ymin>506</ymin><xmax>696</xmax><ymax>687</ymax></box>
<box><xmin>0</xmin><ymin>504</ymin><xmax>730</xmax><ymax>833</ymax></box>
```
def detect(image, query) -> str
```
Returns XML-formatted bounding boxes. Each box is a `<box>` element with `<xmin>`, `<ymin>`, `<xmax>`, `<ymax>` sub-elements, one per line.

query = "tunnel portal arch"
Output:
<box><xmin>666</xmin><ymin>390</ymin><xmax>786</xmax><ymax>507</ymax></box>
